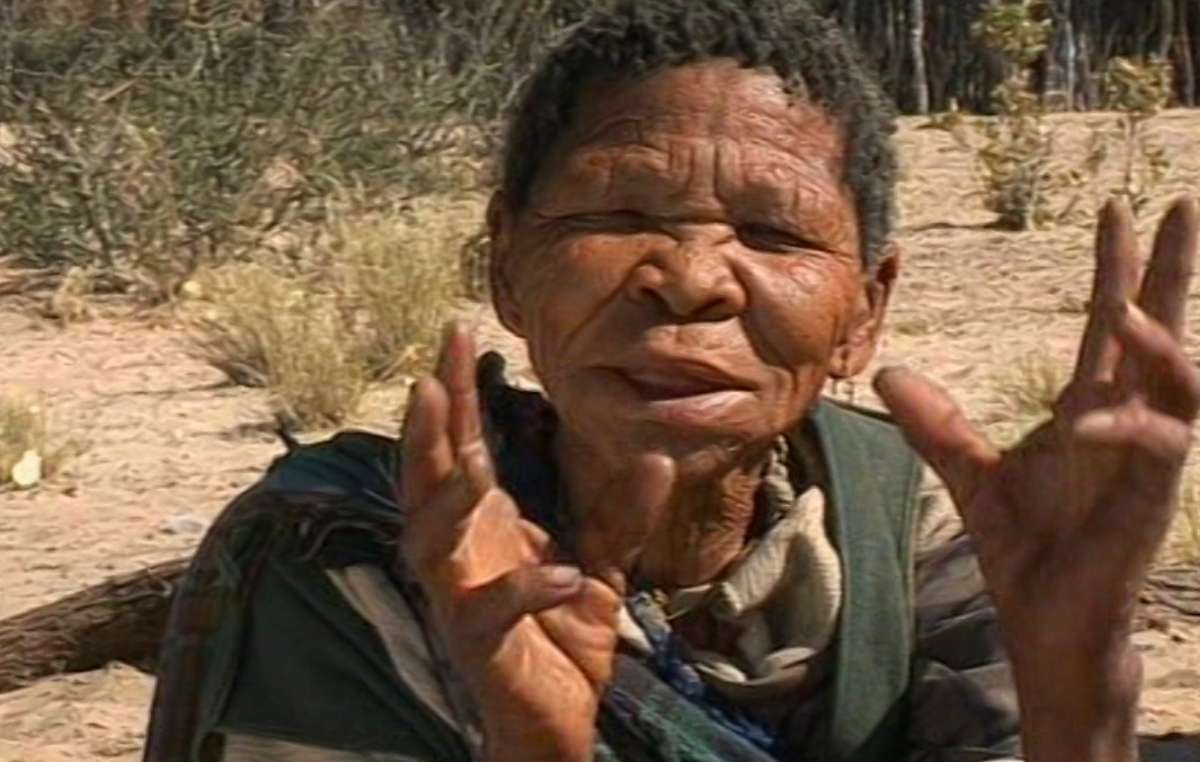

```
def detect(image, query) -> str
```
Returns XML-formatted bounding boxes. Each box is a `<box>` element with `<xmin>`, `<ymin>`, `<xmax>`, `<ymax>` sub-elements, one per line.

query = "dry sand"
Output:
<box><xmin>2</xmin><ymin>111</ymin><xmax>1199</xmax><ymax>760</ymax></box>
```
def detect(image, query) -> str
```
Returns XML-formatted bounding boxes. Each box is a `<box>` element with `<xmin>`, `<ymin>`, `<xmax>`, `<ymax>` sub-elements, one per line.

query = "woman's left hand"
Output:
<box><xmin>875</xmin><ymin>197</ymin><xmax>1199</xmax><ymax>762</ymax></box>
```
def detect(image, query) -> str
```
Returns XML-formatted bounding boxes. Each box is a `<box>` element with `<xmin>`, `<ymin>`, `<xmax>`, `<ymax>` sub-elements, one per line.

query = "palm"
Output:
<box><xmin>877</xmin><ymin>198</ymin><xmax>1199</xmax><ymax>657</ymax></box>
<box><xmin>438</xmin><ymin>484</ymin><xmax>620</xmax><ymax>749</ymax></box>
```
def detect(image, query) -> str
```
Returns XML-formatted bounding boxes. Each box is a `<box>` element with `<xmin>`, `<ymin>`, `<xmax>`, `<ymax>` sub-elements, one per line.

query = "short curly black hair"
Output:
<box><xmin>501</xmin><ymin>0</ymin><xmax>898</xmax><ymax>265</ymax></box>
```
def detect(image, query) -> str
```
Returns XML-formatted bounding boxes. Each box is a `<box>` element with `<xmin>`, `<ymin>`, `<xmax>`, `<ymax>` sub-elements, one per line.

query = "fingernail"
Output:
<box><xmin>872</xmin><ymin>365</ymin><xmax>910</xmax><ymax>391</ymax></box>
<box><xmin>1075</xmin><ymin>409</ymin><xmax>1117</xmax><ymax>437</ymax></box>
<box><xmin>543</xmin><ymin>565</ymin><xmax>582</xmax><ymax>588</ymax></box>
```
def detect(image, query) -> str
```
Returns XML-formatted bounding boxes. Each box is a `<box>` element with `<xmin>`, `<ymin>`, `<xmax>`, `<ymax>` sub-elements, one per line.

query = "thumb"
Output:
<box><xmin>577</xmin><ymin>453</ymin><xmax>676</xmax><ymax>592</ymax></box>
<box><xmin>455</xmin><ymin>564</ymin><xmax>585</xmax><ymax>647</ymax></box>
<box><xmin>873</xmin><ymin>366</ymin><xmax>998</xmax><ymax>511</ymax></box>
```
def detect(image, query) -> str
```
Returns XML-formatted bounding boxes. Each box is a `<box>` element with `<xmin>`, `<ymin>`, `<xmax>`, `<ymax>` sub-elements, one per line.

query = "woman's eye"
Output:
<box><xmin>564</xmin><ymin>210</ymin><xmax>652</xmax><ymax>233</ymax></box>
<box><xmin>738</xmin><ymin>223</ymin><xmax>815</xmax><ymax>252</ymax></box>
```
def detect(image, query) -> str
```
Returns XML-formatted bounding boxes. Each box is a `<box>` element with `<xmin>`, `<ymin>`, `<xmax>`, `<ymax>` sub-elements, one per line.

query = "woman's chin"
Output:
<box><xmin>583</xmin><ymin>412</ymin><xmax>774</xmax><ymax>476</ymax></box>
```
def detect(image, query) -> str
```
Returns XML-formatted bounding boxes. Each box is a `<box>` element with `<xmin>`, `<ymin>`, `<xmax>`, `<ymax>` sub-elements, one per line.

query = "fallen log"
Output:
<box><xmin>0</xmin><ymin>556</ymin><xmax>189</xmax><ymax>694</ymax></box>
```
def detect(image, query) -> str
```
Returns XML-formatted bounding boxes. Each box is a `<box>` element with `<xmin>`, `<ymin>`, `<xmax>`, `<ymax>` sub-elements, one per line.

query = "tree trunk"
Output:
<box><xmin>909</xmin><ymin>0</ymin><xmax>929</xmax><ymax>114</ymax></box>
<box><xmin>1044</xmin><ymin>0</ymin><xmax>1075</xmax><ymax>109</ymax></box>
<box><xmin>1178</xmin><ymin>0</ymin><xmax>1196</xmax><ymax>106</ymax></box>
<box><xmin>1158</xmin><ymin>0</ymin><xmax>1175</xmax><ymax>59</ymax></box>
<box><xmin>0</xmin><ymin>557</ymin><xmax>189</xmax><ymax>694</ymax></box>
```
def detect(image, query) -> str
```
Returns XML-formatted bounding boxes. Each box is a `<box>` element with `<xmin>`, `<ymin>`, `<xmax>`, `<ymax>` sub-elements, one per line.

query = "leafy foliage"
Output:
<box><xmin>969</xmin><ymin>0</ymin><xmax>1068</xmax><ymax>230</ymax></box>
<box><xmin>1102</xmin><ymin>56</ymin><xmax>1174</xmax><ymax>215</ymax></box>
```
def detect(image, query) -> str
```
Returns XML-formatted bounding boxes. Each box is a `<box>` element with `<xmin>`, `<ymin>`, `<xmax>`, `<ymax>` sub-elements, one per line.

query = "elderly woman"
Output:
<box><xmin>145</xmin><ymin>2</ymin><xmax>1199</xmax><ymax>761</ymax></box>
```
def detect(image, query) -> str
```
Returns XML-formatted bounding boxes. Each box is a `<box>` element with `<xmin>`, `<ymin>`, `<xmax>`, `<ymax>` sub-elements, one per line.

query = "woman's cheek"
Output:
<box><xmin>519</xmin><ymin>238</ymin><xmax>632</xmax><ymax>378</ymax></box>
<box><xmin>744</xmin><ymin>260</ymin><xmax>845</xmax><ymax>361</ymax></box>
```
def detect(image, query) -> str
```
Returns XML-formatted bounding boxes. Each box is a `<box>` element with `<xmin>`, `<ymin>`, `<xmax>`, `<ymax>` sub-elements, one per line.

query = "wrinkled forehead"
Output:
<box><xmin>542</xmin><ymin>59</ymin><xmax>846</xmax><ymax>176</ymax></box>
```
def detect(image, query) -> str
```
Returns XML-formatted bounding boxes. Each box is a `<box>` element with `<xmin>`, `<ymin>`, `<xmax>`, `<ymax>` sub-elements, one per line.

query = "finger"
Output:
<box><xmin>1075</xmin><ymin>403</ymin><xmax>1190</xmax><ymax>559</ymax></box>
<box><xmin>873</xmin><ymin>367</ymin><xmax>998</xmax><ymax>516</ymax></box>
<box><xmin>436</xmin><ymin>321</ymin><xmax>485</xmax><ymax>453</ymax></box>
<box><xmin>401</xmin><ymin>377</ymin><xmax>454</xmax><ymax>509</ymax></box>
<box><xmin>1112</xmin><ymin>303</ymin><xmax>1200</xmax><ymax>420</ymax></box>
<box><xmin>1137</xmin><ymin>197</ymin><xmax>1198</xmax><ymax>339</ymax></box>
<box><xmin>405</xmin><ymin>445</ymin><xmax>514</xmax><ymax>582</ymax></box>
<box><xmin>1075</xmin><ymin>403</ymin><xmax>1193</xmax><ymax>468</ymax></box>
<box><xmin>402</xmin><ymin>457</ymin><xmax>488</xmax><ymax>574</ymax></box>
<box><xmin>456</xmin><ymin>564</ymin><xmax>584</xmax><ymax>644</ymax></box>
<box><xmin>577</xmin><ymin>453</ymin><xmax>675</xmax><ymax>588</ymax></box>
<box><xmin>1075</xmin><ymin>200</ymin><xmax>1142</xmax><ymax>382</ymax></box>
<box><xmin>1116</xmin><ymin>199</ymin><xmax>1199</xmax><ymax>394</ymax></box>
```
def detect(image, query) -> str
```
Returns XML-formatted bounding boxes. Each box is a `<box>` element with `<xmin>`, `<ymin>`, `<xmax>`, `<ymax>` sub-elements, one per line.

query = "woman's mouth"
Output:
<box><xmin>600</xmin><ymin>361</ymin><xmax>758</xmax><ymax>430</ymax></box>
<box><xmin>611</xmin><ymin>357</ymin><xmax>754</xmax><ymax>399</ymax></box>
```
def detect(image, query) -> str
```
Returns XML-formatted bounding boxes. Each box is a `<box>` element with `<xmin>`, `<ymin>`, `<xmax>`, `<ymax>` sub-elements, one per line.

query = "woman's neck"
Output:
<box><xmin>555</xmin><ymin>430</ymin><xmax>769</xmax><ymax>589</ymax></box>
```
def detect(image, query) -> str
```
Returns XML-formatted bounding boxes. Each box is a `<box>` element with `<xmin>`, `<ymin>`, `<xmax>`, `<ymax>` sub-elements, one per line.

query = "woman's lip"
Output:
<box><xmin>609</xmin><ymin>364</ymin><xmax>754</xmax><ymax>399</ymax></box>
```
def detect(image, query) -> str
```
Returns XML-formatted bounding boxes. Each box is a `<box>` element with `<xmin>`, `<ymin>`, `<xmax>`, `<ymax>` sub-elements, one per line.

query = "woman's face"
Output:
<box><xmin>490</xmin><ymin>58</ymin><xmax>896</xmax><ymax>474</ymax></box>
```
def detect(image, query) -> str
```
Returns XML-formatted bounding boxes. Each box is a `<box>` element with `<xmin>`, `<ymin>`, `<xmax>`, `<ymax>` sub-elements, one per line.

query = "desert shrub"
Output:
<box><xmin>264</xmin><ymin>299</ymin><xmax>370</xmax><ymax>431</ymax></box>
<box><xmin>944</xmin><ymin>9</ymin><xmax>1175</xmax><ymax>228</ymax></box>
<box><xmin>184</xmin><ymin>196</ymin><xmax>473</xmax><ymax>428</ymax></box>
<box><xmin>185</xmin><ymin>263</ymin><xmax>367</xmax><ymax>428</ymax></box>
<box><xmin>1100</xmin><ymin>56</ymin><xmax>1174</xmax><ymax>215</ymax></box>
<box><xmin>0</xmin><ymin>1</ymin><xmax>581</xmax><ymax>301</ymax></box>
<box><xmin>969</xmin><ymin>0</ymin><xmax>1068</xmax><ymax>230</ymax></box>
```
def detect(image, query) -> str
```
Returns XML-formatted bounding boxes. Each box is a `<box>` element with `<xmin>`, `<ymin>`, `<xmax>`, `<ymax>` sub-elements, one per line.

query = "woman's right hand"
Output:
<box><xmin>400</xmin><ymin>325</ymin><xmax>674</xmax><ymax>762</ymax></box>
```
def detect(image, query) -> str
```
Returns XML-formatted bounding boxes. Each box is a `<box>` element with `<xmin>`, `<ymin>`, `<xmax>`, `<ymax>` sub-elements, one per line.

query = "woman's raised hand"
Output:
<box><xmin>400</xmin><ymin>324</ymin><xmax>674</xmax><ymax>762</ymax></box>
<box><xmin>876</xmin><ymin>198</ymin><xmax>1200</xmax><ymax>762</ymax></box>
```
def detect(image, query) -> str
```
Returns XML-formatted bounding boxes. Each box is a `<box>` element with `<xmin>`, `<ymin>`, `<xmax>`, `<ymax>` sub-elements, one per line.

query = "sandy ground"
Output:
<box><xmin>2</xmin><ymin>111</ymin><xmax>1200</xmax><ymax>759</ymax></box>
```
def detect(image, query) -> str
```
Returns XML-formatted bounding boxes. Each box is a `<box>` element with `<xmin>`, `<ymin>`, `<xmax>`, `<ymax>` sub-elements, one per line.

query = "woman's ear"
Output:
<box><xmin>829</xmin><ymin>244</ymin><xmax>901</xmax><ymax>380</ymax></box>
<box><xmin>487</xmin><ymin>191</ymin><xmax>526</xmax><ymax>338</ymax></box>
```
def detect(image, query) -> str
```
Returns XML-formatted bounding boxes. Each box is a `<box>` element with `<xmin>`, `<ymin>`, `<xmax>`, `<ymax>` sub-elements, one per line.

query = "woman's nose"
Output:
<box><xmin>625</xmin><ymin>242</ymin><xmax>747</xmax><ymax>321</ymax></box>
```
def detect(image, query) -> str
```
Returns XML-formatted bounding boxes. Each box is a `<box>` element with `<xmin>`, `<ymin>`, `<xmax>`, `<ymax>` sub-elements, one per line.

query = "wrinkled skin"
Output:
<box><xmin>400</xmin><ymin>58</ymin><xmax>1199</xmax><ymax>762</ymax></box>
<box><xmin>491</xmin><ymin>60</ymin><xmax>895</xmax><ymax>588</ymax></box>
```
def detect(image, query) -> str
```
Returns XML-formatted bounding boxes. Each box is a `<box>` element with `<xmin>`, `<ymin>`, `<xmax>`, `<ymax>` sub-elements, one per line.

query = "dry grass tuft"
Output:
<box><xmin>981</xmin><ymin>349</ymin><xmax>1069</xmax><ymax>446</ymax></box>
<box><xmin>264</xmin><ymin>297</ymin><xmax>368</xmax><ymax>430</ymax></box>
<box><xmin>326</xmin><ymin>196</ymin><xmax>474</xmax><ymax>382</ymax></box>
<box><xmin>183</xmin><ymin>264</ymin><xmax>300</xmax><ymax>389</ymax></box>
<box><xmin>183</xmin><ymin>195</ymin><xmax>475</xmax><ymax>429</ymax></box>
<box><xmin>0</xmin><ymin>393</ymin><xmax>79</xmax><ymax>488</ymax></box>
